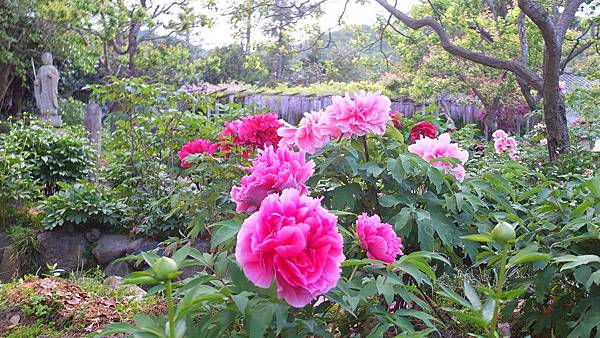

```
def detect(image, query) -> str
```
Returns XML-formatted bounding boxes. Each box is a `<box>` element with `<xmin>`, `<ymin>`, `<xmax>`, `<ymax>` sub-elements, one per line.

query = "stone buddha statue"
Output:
<box><xmin>34</xmin><ymin>52</ymin><xmax>62</xmax><ymax>126</ymax></box>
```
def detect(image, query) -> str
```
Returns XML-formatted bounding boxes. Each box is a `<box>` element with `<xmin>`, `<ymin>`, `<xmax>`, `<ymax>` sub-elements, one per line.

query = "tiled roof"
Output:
<box><xmin>560</xmin><ymin>73</ymin><xmax>600</xmax><ymax>92</ymax></box>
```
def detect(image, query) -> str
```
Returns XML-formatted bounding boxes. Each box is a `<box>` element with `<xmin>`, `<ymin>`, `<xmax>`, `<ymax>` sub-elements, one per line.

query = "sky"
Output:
<box><xmin>197</xmin><ymin>0</ymin><xmax>419</xmax><ymax>48</ymax></box>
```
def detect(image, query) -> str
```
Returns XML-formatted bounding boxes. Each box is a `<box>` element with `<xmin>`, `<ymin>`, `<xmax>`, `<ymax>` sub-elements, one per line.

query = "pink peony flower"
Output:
<box><xmin>237</xmin><ymin>113</ymin><xmax>283</xmax><ymax>149</ymax></box>
<box><xmin>492</xmin><ymin>129</ymin><xmax>508</xmax><ymax>140</ymax></box>
<box><xmin>493</xmin><ymin>130</ymin><xmax>519</xmax><ymax>159</ymax></box>
<box><xmin>407</xmin><ymin>133</ymin><xmax>469</xmax><ymax>181</ymax></box>
<box><xmin>559</xmin><ymin>81</ymin><xmax>566</xmax><ymax>93</ymax></box>
<box><xmin>277</xmin><ymin>111</ymin><xmax>335</xmax><ymax>154</ymax></box>
<box><xmin>325</xmin><ymin>91</ymin><xmax>391</xmax><ymax>137</ymax></box>
<box><xmin>235</xmin><ymin>188</ymin><xmax>345</xmax><ymax>308</ymax></box>
<box><xmin>230</xmin><ymin>146</ymin><xmax>315</xmax><ymax>213</ymax></box>
<box><xmin>356</xmin><ymin>213</ymin><xmax>403</xmax><ymax>263</ymax></box>
<box><xmin>178</xmin><ymin>139</ymin><xmax>218</xmax><ymax>168</ymax></box>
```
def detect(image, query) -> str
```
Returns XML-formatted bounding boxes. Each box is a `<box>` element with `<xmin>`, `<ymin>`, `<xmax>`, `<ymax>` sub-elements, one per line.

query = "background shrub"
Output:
<box><xmin>59</xmin><ymin>97</ymin><xmax>86</xmax><ymax>126</ymax></box>
<box><xmin>40</xmin><ymin>181</ymin><xmax>128</xmax><ymax>230</ymax></box>
<box><xmin>0</xmin><ymin>148</ymin><xmax>41</xmax><ymax>228</ymax></box>
<box><xmin>1</xmin><ymin>119</ymin><xmax>95</xmax><ymax>195</ymax></box>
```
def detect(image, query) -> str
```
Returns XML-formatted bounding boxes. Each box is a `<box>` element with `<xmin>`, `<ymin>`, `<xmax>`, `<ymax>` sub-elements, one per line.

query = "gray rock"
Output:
<box><xmin>191</xmin><ymin>238</ymin><xmax>210</xmax><ymax>253</ymax></box>
<box><xmin>85</xmin><ymin>228</ymin><xmax>102</xmax><ymax>242</ymax></box>
<box><xmin>104</xmin><ymin>261</ymin><xmax>133</xmax><ymax>277</ymax></box>
<box><xmin>0</xmin><ymin>231</ymin><xmax>8</xmax><ymax>260</ymax></box>
<box><xmin>37</xmin><ymin>230</ymin><xmax>88</xmax><ymax>272</ymax></box>
<box><xmin>104</xmin><ymin>275</ymin><xmax>146</xmax><ymax>298</ymax></box>
<box><xmin>125</xmin><ymin>238</ymin><xmax>161</xmax><ymax>255</ymax></box>
<box><xmin>126</xmin><ymin>239</ymin><xmax>162</xmax><ymax>271</ymax></box>
<box><xmin>0</xmin><ymin>246</ymin><xmax>18</xmax><ymax>282</ymax></box>
<box><xmin>92</xmin><ymin>234</ymin><xmax>131</xmax><ymax>265</ymax></box>
<box><xmin>178</xmin><ymin>239</ymin><xmax>211</xmax><ymax>281</ymax></box>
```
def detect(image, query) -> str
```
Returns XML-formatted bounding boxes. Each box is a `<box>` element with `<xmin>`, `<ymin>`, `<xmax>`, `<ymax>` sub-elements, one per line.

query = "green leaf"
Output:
<box><xmin>367</xmin><ymin>323</ymin><xmax>393</xmax><ymax>338</ymax></box>
<box><xmin>90</xmin><ymin>322</ymin><xmax>138</xmax><ymax>336</ymax></box>
<box><xmin>438</xmin><ymin>284</ymin><xmax>472</xmax><ymax>309</ymax></box>
<box><xmin>461</xmin><ymin>234</ymin><xmax>494</xmax><ymax>242</ymax></box>
<box><xmin>416</xmin><ymin>209</ymin><xmax>433</xmax><ymax>251</ymax></box>
<box><xmin>376</xmin><ymin>275</ymin><xmax>395</xmax><ymax>305</ymax></box>
<box><xmin>210</xmin><ymin>220</ymin><xmax>242</xmax><ymax>249</ymax></box>
<box><xmin>555</xmin><ymin>255</ymin><xmax>600</xmax><ymax>271</ymax></box>
<box><xmin>585</xmin><ymin>176</ymin><xmax>600</xmax><ymax>198</ymax></box>
<box><xmin>427</xmin><ymin>166</ymin><xmax>443</xmax><ymax>192</ymax></box>
<box><xmin>331</xmin><ymin>183</ymin><xmax>362</xmax><ymax>210</ymax></box>
<box><xmin>463</xmin><ymin>278</ymin><xmax>481</xmax><ymax>310</ymax></box>
<box><xmin>585</xmin><ymin>270</ymin><xmax>600</xmax><ymax>289</ymax></box>
<box><xmin>248</xmin><ymin>301</ymin><xmax>276</xmax><ymax>338</ymax></box>
<box><xmin>341</xmin><ymin>258</ymin><xmax>386</xmax><ymax>267</ymax></box>
<box><xmin>481</xmin><ymin>299</ymin><xmax>495</xmax><ymax>324</ymax></box>
<box><xmin>364</xmin><ymin>161</ymin><xmax>384</xmax><ymax>177</ymax></box>
<box><xmin>232</xmin><ymin>291</ymin><xmax>251</xmax><ymax>314</ymax></box>
<box><xmin>508</xmin><ymin>252</ymin><xmax>552</xmax><ymax>268</ymax></box>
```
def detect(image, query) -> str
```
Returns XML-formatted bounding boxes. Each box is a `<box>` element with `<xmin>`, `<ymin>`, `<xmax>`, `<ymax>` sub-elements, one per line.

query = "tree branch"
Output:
<box><xmin>556</xmin><ymin>0</ymin><xmax>587</xmax><ymax>45</ymax></box>
<box><xmin>374</xmin><ymin>0</ymin><xmax>543</xmax><ymax>90</ymax></box>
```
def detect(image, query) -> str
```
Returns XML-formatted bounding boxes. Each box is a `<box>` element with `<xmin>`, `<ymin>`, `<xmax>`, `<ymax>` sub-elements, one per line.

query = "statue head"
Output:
<box><xmin>41</xmin><ymin>52</ymin><xmax>53</xmax><ymax>65</ymax></box>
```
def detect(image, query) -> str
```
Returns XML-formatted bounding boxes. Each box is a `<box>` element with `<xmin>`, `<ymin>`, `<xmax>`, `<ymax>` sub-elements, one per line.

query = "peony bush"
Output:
<box><xmin>94</xmin><ymin>90</ymin><xmax>600</xmax><ymax>338</ymax></box>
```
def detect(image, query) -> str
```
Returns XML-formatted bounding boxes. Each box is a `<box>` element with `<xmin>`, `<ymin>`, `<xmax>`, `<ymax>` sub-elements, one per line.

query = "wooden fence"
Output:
<box><xmin>227</xmin><ymin>93</ymin><xmax>482</xmax><ymax>127</ymax></box>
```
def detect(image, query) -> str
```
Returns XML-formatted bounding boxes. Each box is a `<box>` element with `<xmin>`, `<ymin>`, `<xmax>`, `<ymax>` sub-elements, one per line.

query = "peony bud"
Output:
<box><xmin>491</xmin><ymin>222</ymin><xmax>516</xmax><ymax>244</ymax></box>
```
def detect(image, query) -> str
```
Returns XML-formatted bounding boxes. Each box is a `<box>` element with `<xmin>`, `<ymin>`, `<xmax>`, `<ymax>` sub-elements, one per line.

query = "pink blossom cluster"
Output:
<box><xmin>559</xmin><ymin>81</ymin><xmax>566</xmax><ymax>93</ymax></box>
<box><xmin>356</xmin><ymin>213</ymin><xmax>403</xmax><ymax>263</ymax></box>
<box><xmin>233</xmin><ymin>147</ymin><xmax>345</xmax><ymax>307</ymax></box>
<box><xmin>177</xmin><ymin>139</ymin><xmax>218</xmax><ymax>168</ymax></box>
<box><xmin>493</xmin><ymin>129</ymin><xmax>519</xmax><ymax>160</ymax></box>
<box><xmin>178</xmin><ymin>113</ymin><xmax>284</xmax><ymax>167</ymax></box>
<box><xmin>230</xmin><ymin>146</ymin><xmax>315</xmax><ymax>213</ymax></box>
<box><xmin>278</xmin><ymin>111</ymin><xmax>336</xmax><ymax>154</ymax></box>
<box><xmin>219</xmin><ymin>113</ymin><xmax>283</xmax><ymax>157</ymax></box>
<box><xmin>408</xmin><ymin>133</ymin><xmax>469</xmax><ymax>181</ymax></box>
<box><xmin>232</xmin><ymin>138</ymin><xmax>404</xmax><ymax>307</ymax></box>
<box><xmin>235</xmin><ymin>188</ymin><xmax>345</xmax><ymax>308</ymax></box>
<box><xmin>277</xmin><ymin>91</ymin><xmax>391</xmax><ymax>154</ymax></box>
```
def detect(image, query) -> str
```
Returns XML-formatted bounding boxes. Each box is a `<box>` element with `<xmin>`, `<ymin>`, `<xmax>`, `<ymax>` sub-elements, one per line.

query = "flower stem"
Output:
<box><xmin>348</xmin><ymin>265</ymin><xmax>359</xmax><ymax>282</ymax></box>
<box><xmin>166</xmin><ymin>280</ymin><xmax>176</xmax><ymax>338</ymax></box>
<box><xmin>361</xmin><ymin>136</ymin><xmax>370</xmax><ymax>162</ymax></box>
<box><xmin>489</xmin><ymin>244</ymin><xmax>509</xmax><ymax>337</ymax></box>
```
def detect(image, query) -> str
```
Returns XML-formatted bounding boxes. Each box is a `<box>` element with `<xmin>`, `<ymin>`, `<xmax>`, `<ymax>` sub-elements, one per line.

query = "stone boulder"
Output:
<box><xmin>104</xmin><ymin>261</ymin><xmax>133</xmax><ymax>277</ymax></box>
<box><xmin>125</xmin><ymin>239</ymin><xmax>162</xmax><ymax>271</ymax></box>
<box><xmin>92</xmin><ymin>234</ymin><xmax>131</xmax><ymax>265</ymax></box>
<box><xmin>37</xmin><ymin>231</ymin><xmax>89</xmax><ymax>272</ymax></box>
<box><xmin>0</xmin><ymin>232</ymin><xmax>8</xmax><ymax>260</ymax></box>
<box><xmin>85</xmin><ymin>228</ymin><xmax>102</xmax><ymax>242</ymax></box>
<box><xmin>0</xmin><ymin>246</ymin><xmax>18</xmax><ymax>282</ymax></box>
<box><xmin>104</xmin><ymin>275</ymin><xmax>146</xmax><ymax>299</ymax></box>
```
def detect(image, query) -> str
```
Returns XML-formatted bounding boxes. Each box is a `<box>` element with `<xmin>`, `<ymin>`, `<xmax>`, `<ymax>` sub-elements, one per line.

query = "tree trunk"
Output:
<box><xmin>0</xmin><ymin>64</ymin><xmax>14</xmax><ymax>108</ymax></box>
<box><xmin>8</xmin><ymin>77</ymin><xmax>23</xmax><ymax>117</ymax></box>
<box><xmin>542</xmin><ymin>36</ymin><xmax>570</xmax><ymax>161</ymax></box>
<box><xmin>543</xmin><ymin>87</ymin><xmax>569</xmax><ymax>161</ymax></box>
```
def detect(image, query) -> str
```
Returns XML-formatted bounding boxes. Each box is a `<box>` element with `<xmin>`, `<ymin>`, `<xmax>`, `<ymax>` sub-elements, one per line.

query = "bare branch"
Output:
<box><xmin>517</xmin><ymin>11</ymin><xmax>528</xmax><ymax>65</ymax></box>
<box><xmin>374</xmin><ymin>0</ymin><xmax>543</xmax><ymax>90</ymax></box>
<box><xmin>556</xmin><ymin>0</ymin><xmax>587</xmax><ymax>45</ymax></box>
<box><xmin>560</xmin><ymin>21</ymin><xmax>598</xmax><ymax>72</ymax></box>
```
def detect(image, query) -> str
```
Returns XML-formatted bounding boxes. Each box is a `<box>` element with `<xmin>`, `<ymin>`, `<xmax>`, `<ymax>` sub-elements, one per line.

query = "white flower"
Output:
<box><xmin>540</xmin><ymin>138</ymin><xmax>547</xmax><ymax>146</ymax></box>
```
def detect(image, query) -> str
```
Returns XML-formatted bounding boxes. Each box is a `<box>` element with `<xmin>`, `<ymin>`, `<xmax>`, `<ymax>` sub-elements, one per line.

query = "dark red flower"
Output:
<box><xmin>390</xmin><ymin>111</ymin><xmax>404</xmax><ymax>128</ymax></box>
<box><xmin>410</xmin><ymin>121</ymin><xmax>438</xmax><ymax>143</ymax></box>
